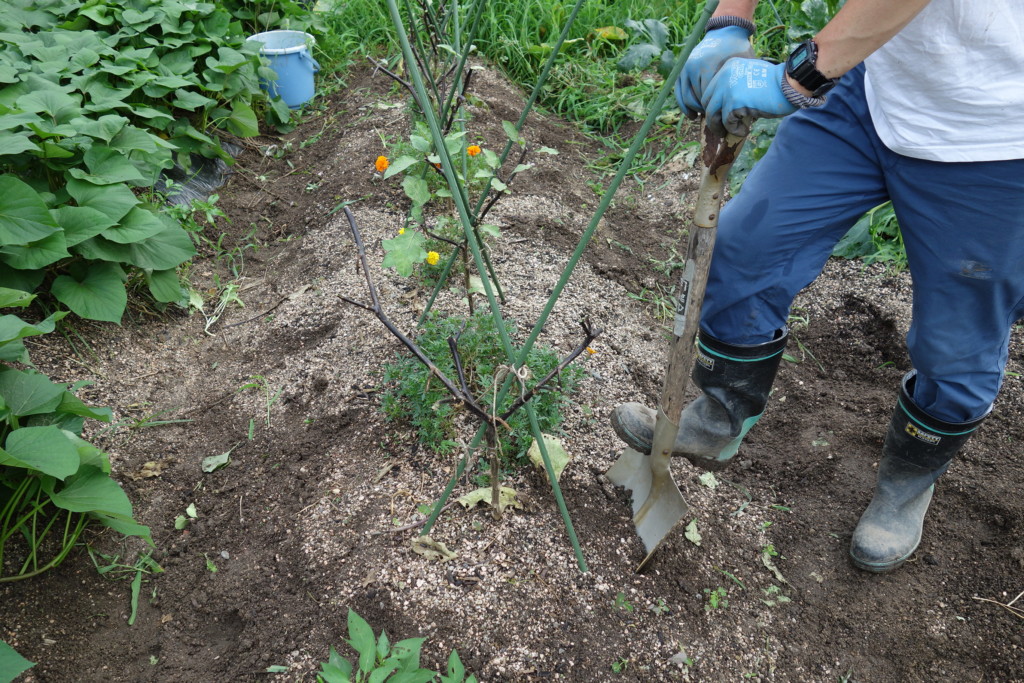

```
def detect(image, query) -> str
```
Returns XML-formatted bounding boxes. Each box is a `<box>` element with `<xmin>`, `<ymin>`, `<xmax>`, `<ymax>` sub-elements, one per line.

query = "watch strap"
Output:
<box><xmin>705</xmin><ymin>15</ymin><xmax>756</xmax><ymax>35</ymax></box>
<box><xmin>781</xmin><ymin>75</ymin><xmax>827</xmax><ymax>109</ymax></box>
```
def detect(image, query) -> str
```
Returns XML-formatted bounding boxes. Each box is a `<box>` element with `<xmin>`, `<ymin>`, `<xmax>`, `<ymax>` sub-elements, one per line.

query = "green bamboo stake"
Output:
<box><xmin>423</xmin><ymin>0</ymin><xmax>720</xmax><ymax>556</ymax></box>
<box><xmin>415</xmin><ymin>1</ymin><xmax>721</xmax><ymax>571</ymax></box>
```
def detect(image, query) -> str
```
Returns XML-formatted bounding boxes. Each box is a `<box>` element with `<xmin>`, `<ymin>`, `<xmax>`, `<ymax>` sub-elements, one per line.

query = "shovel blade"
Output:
<box><xmin>607</xmin><ymin>447</ymin><xmax>689</xmax><ymax>570</ymax></box>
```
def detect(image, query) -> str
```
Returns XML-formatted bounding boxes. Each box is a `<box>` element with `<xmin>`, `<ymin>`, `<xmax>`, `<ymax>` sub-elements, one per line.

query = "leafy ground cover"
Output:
<box><xmin>0</xmin><ymin>55</ymin><xmax>1020</xmax><ymax>681</ymax></box>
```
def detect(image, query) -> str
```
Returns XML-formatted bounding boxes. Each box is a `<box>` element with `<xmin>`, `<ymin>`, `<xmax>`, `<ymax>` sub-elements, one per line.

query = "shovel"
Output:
<box><xmin>607</xmin><ymin>127</ymin><xmax>746</xmax><ymax>571</ymax></box>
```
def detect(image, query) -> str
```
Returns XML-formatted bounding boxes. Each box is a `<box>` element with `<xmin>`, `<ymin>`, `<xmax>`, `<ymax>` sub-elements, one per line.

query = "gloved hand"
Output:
<box><xmin>675</xmin><ymin>26</ymin><xmax>754</xmax><ymax>120</ymax></box>
<box><xmin>701</xmin><ymin>58</ymin><xmax>796</xmax><ymax>137</ymax></box>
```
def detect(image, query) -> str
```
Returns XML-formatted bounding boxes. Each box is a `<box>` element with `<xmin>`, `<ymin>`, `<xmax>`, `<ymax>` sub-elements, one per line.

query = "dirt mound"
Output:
<box><xmin>2</xmin><ymin>63</ymin><xmax>1021</xmax><ymax>682</ymax></box>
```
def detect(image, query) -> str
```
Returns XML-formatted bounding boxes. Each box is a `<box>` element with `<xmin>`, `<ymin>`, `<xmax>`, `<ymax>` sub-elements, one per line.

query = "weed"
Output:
<box><xmin>380</xmin><ymin>312</ymin><xmax>584</xmax><ymax>460</ymax></box>
<box><xmin>238</xmin><ymin>375</ymin><xmax>285</xmax><ymax>428</ymax></box>
<box><xmin>611</xmin><ymin>658</ymin><xmax>629</xmax><ymax>674</ymax></box>
<box><xmin>704</xmin><ymin>586</ymin><xmax>729</xmax><ymax>612</ymax></box>
<box><xmin>761</xmin><ymin>585</ymin><xmax>792</xmax><ymax>607</ymax></box>
<box><xmin>317</xmin><ymin>609</ymin><xmax>476</xmax><ymax>683</ymax></box>
<box><xmin>648</xmin><ymin>598</ymin><xmax>670</xmax><ymax>615</ymax></box>
<box><xmin>87</xmin><ymin>548</ymin><xmax>164</xmax><ymax>626</ymax></box>
<box><xmin>613</xmin><ymin>591</ymin><xmax>634</xmax><ymax>612</ymax></box>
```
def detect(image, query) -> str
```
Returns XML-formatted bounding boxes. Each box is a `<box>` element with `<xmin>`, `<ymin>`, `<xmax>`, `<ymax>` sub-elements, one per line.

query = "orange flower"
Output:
<box><xmin>467</xmin><ymin>145</ymin><xmax>482</xmax><ymax>157</ymax></box>
<box><xmin>426</xmin><ymin>251</ymin><xmax>440</xmax><ymax>266</ymax></box>
<box><xmin>375</xmin><ymin>155</ymin><xmax>389</xmax><ymax>172</ymax></box>
<box><xmin>586</xmin><ymin>347</ymin><xmax>597</xmax><ymax>355</ymax></box>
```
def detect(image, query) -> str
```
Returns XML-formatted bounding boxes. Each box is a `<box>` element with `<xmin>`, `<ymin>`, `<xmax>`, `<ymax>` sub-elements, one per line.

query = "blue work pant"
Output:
<box><xmin>701</xmin><ymin>64</ymin><xmax>1024</xmax><ymax>423</ymax></box>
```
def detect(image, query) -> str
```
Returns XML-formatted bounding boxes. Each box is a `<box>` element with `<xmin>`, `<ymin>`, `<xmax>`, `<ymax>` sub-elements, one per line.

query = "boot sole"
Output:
<box><xmin>849</xmin><ymin>548</ymin><xmax>915</xmax><ymax>573</ymax></box>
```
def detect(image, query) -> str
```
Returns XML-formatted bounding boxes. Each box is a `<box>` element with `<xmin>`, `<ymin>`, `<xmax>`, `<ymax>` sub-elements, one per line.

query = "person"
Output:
<box><xmin>611</xmin><ymin>0</ymin><xmax>1024</xmax><ymax>573</ymax></box>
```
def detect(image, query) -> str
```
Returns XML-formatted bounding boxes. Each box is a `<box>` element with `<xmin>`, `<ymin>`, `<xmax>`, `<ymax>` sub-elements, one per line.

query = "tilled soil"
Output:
<box><xmin>1</xmin><ymin>63</ymin><xmax>1022</xmax><ymax>683</ymax></box>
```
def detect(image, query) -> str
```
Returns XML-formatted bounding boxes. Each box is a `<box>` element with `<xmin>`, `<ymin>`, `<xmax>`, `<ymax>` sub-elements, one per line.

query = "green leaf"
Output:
<box><xmin>53</xmin><ymin>205</ymin><xmax>116</xmax><ymax>246</ymax></box>
<box><xmin>478</xmin><ymin>223</ymin><xmax>500</xmax><ymax>238</ymax></box>
<box><xmin>55</xmin><ymin>391</ymin><xmax>112</xmax><ymax>423</ymax></box>
<box><xmin>51</xmin><ymin>261</ymin><xmax>126</xmax><ymax>323</ymax></box>
<box><xmin>0</xmin><ymin>367</ymin><xmax>66</xmax><ymax>416</ymax></box>
<box><xmin>0</xmin><ymin>231</ymin><xmax>70</xmax><ymax>270</ymax></box>
<box><xmin>402</xmin><ymin>176</ymin><xmax>431</xmax><ymax>206</ymax></box>
<box><xmin>68</xmin><ymin>145</ymin><xmax>146</xmax><ymax>185</ymax></box>
<box><xmin>381</xmin><ymin>230</ymin><xmax>426</xmax><ymax>277</ymax></box>
<box><xmin>226</xmin><ymin>100</ymin><xmax>259</xmax><ymax>138</ymax></box>
<box><xmin>101</xmin><ymin>206</ymin><xmax>166</xmax><ymax>244</ymax></box>
<box><xmin>146</xmin><ymin>268</ymin><xmax>183</xmax><ymax>303</ymax></box>
<box><xmin>125</xmin><ymin>222</ymin><xmax>195</xmax><ymax>270</ymax></box>
<box><xmin>0</xmin><ymin>175</ymin><xmax>60</xmax><ymax>245</ymax></box>
<box><xmin>201</xmin><ymin>450</ymin><xmax>231</xmax><ymax>473</ymax></box>
<box><xmin>44</xmin><ymin>465</ymin><xmax>133</xmax><ymax>516</ymax></box>
<box><xmin>501</xmin><ymin>120</ymin><xmax>522</xmax><ymax>145</ymax></box>
<box><xmin>382</xmin><ymin>155</ymin><xmax>421</xmax><ymax>179</ymax></box>
<box><xmin>347</xmin><ymin>609</ymin><xmax>376</xmax><ymax>673</ymax></box>
<box><xmin>617</xmin><ymin>44</ymin><xmax>662</xmax><ymax>72</ymax></box>
<box><xmin>0</xmin><ymin>639</ymin><xmax>34</xmax><ymax>682</ymax></box>
<box><xmin>3</xmin><ymin>425</ymin><xmax>80</xmax><ymax>479</ymax></box>
<box><xmin>698</xmin><ymin>471</ymin><xmax>719</xmax><ymax>489</ymax></box>
<box><xmin>409</xmin><ymin>135</ymin><xmax>432</xmax><ymax>154</ymax></box>
<box><xmin>171</xmin><ymin>88</ymin><xmax>216</xmax><ymax>111</ymax></box>
<box><xmin>0</xmin><ymin>132</ymin><xmax>40</xmax><ymax>155</ymax></box>
<box><xmin>65</xmin><ymin>180</ymin><xmax>139</xmax><ymax>223</ymax></box>
<box><xmin>95</xmin><ymin>512</ymin><xmax>151</xmax><ymax>542</ymax></box>
<box><xmin>527</xmin><ymin>434</ymin><xmax>571</xmax><ymax>482</ymax></box>
<box><xmin>0</xmin><ymin>289</ymin><xmax>35</xmax><ymax>309</ymax></box>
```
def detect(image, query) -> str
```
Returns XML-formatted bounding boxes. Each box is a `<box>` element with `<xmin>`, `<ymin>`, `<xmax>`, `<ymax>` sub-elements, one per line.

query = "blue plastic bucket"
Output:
<box><xmin>247</xmin><ymin>30</ymin><xmax>320</xmax><ymax>109</ymax></box>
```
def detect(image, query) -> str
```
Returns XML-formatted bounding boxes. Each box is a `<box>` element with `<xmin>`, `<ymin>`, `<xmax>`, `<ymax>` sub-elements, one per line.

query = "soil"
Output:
<box><xmin>1</xmin><ymin>62</ymin><xmax>1022</xmax><ymax>683</ymax></box>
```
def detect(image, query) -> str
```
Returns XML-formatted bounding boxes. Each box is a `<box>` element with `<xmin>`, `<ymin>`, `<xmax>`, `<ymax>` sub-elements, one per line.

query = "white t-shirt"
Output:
<box><xmin>864</xmin><ymin>0</ymin><xmax>1024</xmax><ymax>162</ymax></box>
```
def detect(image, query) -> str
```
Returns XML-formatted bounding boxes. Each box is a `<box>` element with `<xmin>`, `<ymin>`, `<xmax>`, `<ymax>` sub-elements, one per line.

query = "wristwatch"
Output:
<box><xmin>785</xmin><ymin>40</ymin><xmax>839</xmax><ymax>97</ymax></box>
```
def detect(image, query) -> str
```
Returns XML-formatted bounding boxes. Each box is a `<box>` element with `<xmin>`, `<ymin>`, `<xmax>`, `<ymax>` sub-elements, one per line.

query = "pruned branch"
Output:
<box><xmin>340</xmin><ymin>207</ymin><xmax>503</xmax><ymax>429</ymax></box>
<box><xmin>500</xmin><ymin>318</ymin><xmax>602</xmax><ymax>421</ymax></box>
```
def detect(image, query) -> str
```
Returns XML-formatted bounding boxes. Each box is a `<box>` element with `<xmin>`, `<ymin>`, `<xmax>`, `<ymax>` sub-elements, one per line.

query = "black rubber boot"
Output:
<box><xmin>850</xmin><ymin>372</ymin><xmax>987</xmax><ymax>573</ymax></box>
<box><xmin>611</xmin><ymin>327</ymin><xmax>788</xmax><ymax>471</ymax></box>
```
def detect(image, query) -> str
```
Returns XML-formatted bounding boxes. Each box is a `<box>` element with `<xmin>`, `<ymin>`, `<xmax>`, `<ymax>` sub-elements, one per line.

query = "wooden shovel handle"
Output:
<box><xmin>660</xmin><ymin>128</ymin><xmax>747</xmax><ymax>420</ymax></box>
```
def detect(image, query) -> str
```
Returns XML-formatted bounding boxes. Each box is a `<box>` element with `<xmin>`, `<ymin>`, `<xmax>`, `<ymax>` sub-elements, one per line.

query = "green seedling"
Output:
<box><xmin>238</xmin><ymin>375</ymin><xmax>284</xmax><ymax>428</ymax></box>
<box><xmin>613</xmin><ymin>592</ymin><xmax>634</xmax><ymax>612</ymax></box>
<box><xmin>648</xmin><ymin>598</ymin><xmax>670</xmax><ymax>615</ymax></box>
<box><xmin>611</xmin><ymin>658</ymin><xmax>629</xmax><ymax>674</ymax></box>
<box><xmin>761</xmin><ymin>585</ymin><xmax>792</xmax><ymax>607</ymax></box>
<box><xmin>317</xmin><ymin>609</ymin><xmax>476</xmax><ymax>683</ymax></box>
<box><xmin>87</xmin><ymin>548</ymin><xmax>164</xmax><ymax>626</ymax></box>
<box><xmin>704</xmin><ymin>587</ymin><xmax>729</xmax><ymax>612</ymax></box>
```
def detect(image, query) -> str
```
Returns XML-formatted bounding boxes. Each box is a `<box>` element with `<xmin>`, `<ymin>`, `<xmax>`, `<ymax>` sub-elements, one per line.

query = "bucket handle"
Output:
<box><xmin>299</xmin><ymin>50</ymin><xmax>320</xmax><ymax>73</ymax></box>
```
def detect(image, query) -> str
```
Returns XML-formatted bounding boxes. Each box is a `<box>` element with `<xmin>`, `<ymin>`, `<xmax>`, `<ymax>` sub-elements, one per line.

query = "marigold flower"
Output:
<box><xmin>467</xmin><ymin>145</ymin><xmax>482</xmax><ymax>157</ymax></box>
<box><xmin>426</xmin><ymin>251</ymin><xmax>440</xmax><ymax>266</ymax></box>
<box><xmin>586</xmin><ymin>347</ymin><xmax>597</xmax><ymax>355</ymax></box>
<box><xmin>375</xmin><ymin>155</ymin><xmax>389</xmax><ymax>172</ymax></box>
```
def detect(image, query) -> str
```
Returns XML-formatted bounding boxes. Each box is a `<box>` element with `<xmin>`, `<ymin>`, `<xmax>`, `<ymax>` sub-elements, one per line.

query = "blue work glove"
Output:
<box><xmin>675</xmin><ymin>25</ymin><xmax>754</xmax><ymax>120</ymax></box>
<box><xmin>701</xmin><ymin>58</ymin><xmax>796</xmax><ymax>137</ymax></box>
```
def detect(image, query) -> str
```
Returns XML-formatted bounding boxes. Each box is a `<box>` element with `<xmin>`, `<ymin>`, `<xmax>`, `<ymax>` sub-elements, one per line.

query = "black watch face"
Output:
<box><xmin>790</xmin><ymin>44</ymin><xmax>810</xmax><ymax>69</ymax></box>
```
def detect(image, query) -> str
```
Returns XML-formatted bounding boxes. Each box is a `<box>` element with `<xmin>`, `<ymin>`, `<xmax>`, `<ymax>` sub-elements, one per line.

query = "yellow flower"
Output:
<box><xmin>375</xmin><ymin>155</ymin><xmax>389</xmax><ymax>172</ymax></box>
<box><xmin>467</xmin><ymin>145</ymin><xmax>482</xmax><ymax>157</ymax></box>
<box><xmin>398</xmin><ymin>228</ymin><xmax>405</xmax><ymax>235</ymax></box>
<box><xmin>426</xmin><ymin>251</ymin><xmax>440</xmax><ymax>266</ymax></box>
<box><xmin>586</xmin><ymin>347</ymin><xmax>597</xmax><ymax>355</ymax></box>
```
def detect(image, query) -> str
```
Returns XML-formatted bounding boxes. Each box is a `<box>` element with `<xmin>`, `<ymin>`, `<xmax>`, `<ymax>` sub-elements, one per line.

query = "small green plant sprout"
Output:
<box><xmin>203</xmin><ymin>554</ymin><xmax>218</xmax><ymax>573</ymax></box>
<box><xmin>237</xmin><ymin>374</ymin><xmax>284</xmax><ymax>428</ymax></box>
<box><xmin>611</xmin><ymin>657</ymin><xmax>629</xmax><ymax>674</ymax></box>
<box><xmin>704</xmin><ymin>587</ymin><xmax>729</xmax><ymax>613</ymax></box>
<box><xmin>648</xmin><ymin>598</ymin><xmax>670</xmax><ymax>615</ymax></box>
<box><xmin>174</xmin><ymin>503</ymin><xmax>198</xmax><ymax>530</ymax></box>
<box><xmin>613</xmin><ymin>591</ymin><xmax>634</xmax><ymax>612</ymax></box>
<box><xmin>87</xmin><ymin>548</ymin><xmax>164</xmax><ymax>626</ymax></box>
<box><xmin>761</xmin><ymin>585</ymin><xmax>792</xmax><ymax>607</ymax></box>
<box><xmin>317</xmin><ymin>609</ymin><xmax>477</xmax><ymax>683</ymax></box>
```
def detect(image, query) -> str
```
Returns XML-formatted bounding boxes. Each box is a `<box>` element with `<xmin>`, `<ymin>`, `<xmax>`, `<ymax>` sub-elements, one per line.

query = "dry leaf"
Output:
<box><xmin>527</xmin><ymin>434</ymin><xmax>571</xmax><ymax>483</ymax></box>
<box><xmin>411</xmin><ymin>535</ymin><xmax>457</xmax><ymax>563</ymax></box>
<box><xmin>456</xmin><ymin>487</ymin><xmax>522</xmax><ymax>513</ymax></box>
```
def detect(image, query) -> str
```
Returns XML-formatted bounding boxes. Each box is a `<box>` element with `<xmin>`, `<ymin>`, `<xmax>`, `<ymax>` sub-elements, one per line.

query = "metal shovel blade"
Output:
<box><xmin>606</xmin><ymin>408</ymin><xmax>688</xmax><ymax>571</ymax></box>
